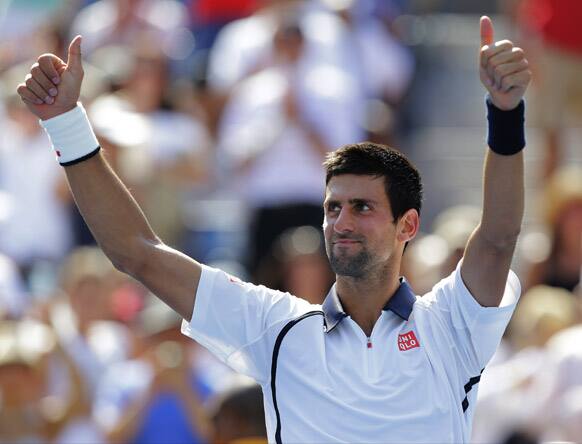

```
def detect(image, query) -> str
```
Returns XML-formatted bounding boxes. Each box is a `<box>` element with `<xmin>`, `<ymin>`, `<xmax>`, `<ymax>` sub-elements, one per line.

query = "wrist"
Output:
<box><xmin>40</xmin><ymin>103</ymin><xmax>101</xmax><ymax>166</ymax></box>
<box><xmin>486</xmin><ymin>95</ymin><xmax>525</xmax><ymax>156</ymax></box>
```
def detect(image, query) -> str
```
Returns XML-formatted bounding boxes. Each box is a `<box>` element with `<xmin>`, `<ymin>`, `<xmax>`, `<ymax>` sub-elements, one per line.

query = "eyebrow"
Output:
<box><xmin>324</xmin><ymin>198</ymin><xmax>378</xmax><ymax>207</ymax></box>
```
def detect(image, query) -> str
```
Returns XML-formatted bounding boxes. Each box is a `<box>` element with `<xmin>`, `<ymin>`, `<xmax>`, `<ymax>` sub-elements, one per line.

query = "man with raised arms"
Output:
<box><xmin>18</xmin><ymin>16</ymin><xmax>530</xmax><ymax>442</ymax></box>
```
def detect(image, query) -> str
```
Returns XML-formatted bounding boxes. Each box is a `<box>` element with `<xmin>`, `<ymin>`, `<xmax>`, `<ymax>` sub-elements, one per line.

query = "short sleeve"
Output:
<box><xmin>419</xmin><ymin>260</ymin><xmax>521</xmax><ymax>374</ymax></box>
<box><xmin>181</xmin><ymin>264</ymin><xmax>312</xmax><ymax>383</ymax></box>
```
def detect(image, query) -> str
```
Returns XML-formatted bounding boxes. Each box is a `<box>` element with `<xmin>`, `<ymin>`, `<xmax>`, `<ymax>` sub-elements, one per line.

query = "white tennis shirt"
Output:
<box><xmin>182</xmin><ymin>261</ymin><xmax>520</xmax><ymax>443</ymax></box>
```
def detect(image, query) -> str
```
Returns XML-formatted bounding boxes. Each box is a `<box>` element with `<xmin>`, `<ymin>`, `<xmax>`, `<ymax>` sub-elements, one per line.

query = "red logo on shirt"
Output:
<box><xmin>227</xmin><ymin>274</ymin><xmax>244</xmax><ymax>285</ymax></box>
<box><xmin>398</xmin><ymin>331</ymin><xmax>420</xmax><ymax>351</ymax></box>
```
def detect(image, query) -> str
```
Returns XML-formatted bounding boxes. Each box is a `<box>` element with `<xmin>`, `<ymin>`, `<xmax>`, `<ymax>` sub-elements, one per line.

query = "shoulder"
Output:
<box><xmin>200</xmin><ymin>263</ymin><xmax>319</xmax><ymax>319</ymax></box>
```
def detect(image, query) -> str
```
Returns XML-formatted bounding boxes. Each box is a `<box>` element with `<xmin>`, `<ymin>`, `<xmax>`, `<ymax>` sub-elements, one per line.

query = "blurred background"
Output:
<box><xmin>0</xmin><ymin>0</ymin><xmax>581</xmax><ymax>442</ymax></box>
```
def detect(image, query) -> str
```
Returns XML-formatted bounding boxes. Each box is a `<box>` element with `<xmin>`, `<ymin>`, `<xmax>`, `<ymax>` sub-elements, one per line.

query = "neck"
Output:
<box><xmin>335</xmin><ymin>262</ymin><xmax>400</xmax><ymax>336</ymax></box>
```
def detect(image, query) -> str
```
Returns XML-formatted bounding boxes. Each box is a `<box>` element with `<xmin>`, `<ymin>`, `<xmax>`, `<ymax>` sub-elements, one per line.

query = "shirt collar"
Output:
<box><xmin>322</xmin><ymin>278</ymin><xmax>416</xmax><ymax>333</ymax></box>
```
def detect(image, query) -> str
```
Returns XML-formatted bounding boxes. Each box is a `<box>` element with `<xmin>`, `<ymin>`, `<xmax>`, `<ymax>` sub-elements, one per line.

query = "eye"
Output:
<box><xmin>355</xmin><ymin>202</ymin><xmax>371</xmax><ymax>212</ymax></box>
<box><xmin>326</xmin><ymin>202</ymin><xmax>340</xmax><ymax>213</ymax></box>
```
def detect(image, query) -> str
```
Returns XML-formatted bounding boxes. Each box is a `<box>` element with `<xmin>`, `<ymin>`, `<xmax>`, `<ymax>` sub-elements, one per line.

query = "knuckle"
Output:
<box><xmin>37</xmin><ymin>53</ymin><xmax>52</xmax><ymax>63</ymax></box>
<box><xmin>512</xmin><ymin>47</ymin><xmax>524</xmax><ymax>55</ymax></box>
<box><xmin>31</xmin><ymin>65</ymin><xmax>41</xmax><ymax>76</ymax></box>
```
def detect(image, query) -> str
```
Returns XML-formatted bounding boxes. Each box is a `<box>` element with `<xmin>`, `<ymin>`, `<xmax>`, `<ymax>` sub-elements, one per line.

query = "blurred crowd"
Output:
<box><xmin>0</xmin><ymin>0</ymin><xmax>580</xmax><ymax>443</ymax></box>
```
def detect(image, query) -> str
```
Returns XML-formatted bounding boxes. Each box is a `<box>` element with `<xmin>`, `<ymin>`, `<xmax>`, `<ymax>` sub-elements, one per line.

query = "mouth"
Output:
<box><xmin>333</xmin><ymin>239</ymin><xmax>361</xmax><ymax>245</ymax></box>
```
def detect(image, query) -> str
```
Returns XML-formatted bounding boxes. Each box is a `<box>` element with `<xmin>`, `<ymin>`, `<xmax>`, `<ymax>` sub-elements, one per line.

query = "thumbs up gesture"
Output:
<box><xmin>479</xmin><ymin>16</ymin><xmax>531</xmax><ymax>110</ymax></box>
<box><xmin>17</xmin><ymin>36</ymin><xmax>84</xmax><ymax>121</ymax></box>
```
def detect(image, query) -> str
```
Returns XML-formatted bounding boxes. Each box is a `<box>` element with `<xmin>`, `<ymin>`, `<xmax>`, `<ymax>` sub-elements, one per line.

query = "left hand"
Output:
<box><xmin>479</xmin><ymin>16</ymin><xmax>531</xmax><ymax>110</ymax></box>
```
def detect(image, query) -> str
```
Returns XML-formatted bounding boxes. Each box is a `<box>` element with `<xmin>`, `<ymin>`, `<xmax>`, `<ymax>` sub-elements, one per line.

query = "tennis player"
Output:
<box><xmin>18</xmin><ymin>15</ymin><xmax>530</xmax><ymax>443</ymax></box>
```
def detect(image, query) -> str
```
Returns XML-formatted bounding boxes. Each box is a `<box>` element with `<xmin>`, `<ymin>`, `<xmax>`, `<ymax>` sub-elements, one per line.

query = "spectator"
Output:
<box><xmin>88</xmin><ymin>42</ymin><xmax>213</xmax><ymax>249</ymax></box>
<box><xmin>208</xmin><ymin>381</ymin><xmax>267</xmax><ymax>444</ymax></box>
<box><xmin>0</xmin><ymin>319</ymin><xmax>102</xmax><ymax>443</ymax></box>
<box><xmin>0</xmin><ymin>91</ymin><xmax>72</xmax><ymax>280</ymax></box>
<box><xmin>70</xmin><ymin>0</ymin><xmax>190</xmax><ymax>58</ymax></box>
<box><xmin>93</xmin><ymin>297</ymin><xmax>212</xmax><ymax>444</ymax></box>
<box><xmin>217</xmin><ymin>15</ymin><xmax>363</xmax><ymax>277</ymax></box>
<box><xmin>472</xmin><ymin>285</ymin><xmax>579</xmax><ymax>443</ymax></box>
<box><xmin>525</xmin><ymin>166</ymin><xmax>582</xmax><ymax>292</ymax></box>
<box><xmin>524</xmin><ymin>325</ymin><xmax>582</xmax><ymax>440</ymax></box>
<box><xmin>50</xmin><ymin>247</ymin><xmax>135</xmax><ymax>396</ymax></box>
<box><xmin>317</xmin><ymin>0</ymin><xmax>415</xmax><ymax>140</ymax></box>
<box><xmin>512</xmin><ymin>0</ymin><xmax>582</xmax><ymax>179</ymax></box>
<box><xmin>186</xmin><ymin>0</ymin><xmax>260</xmax><ymax>72</ymax></box>
<box><xmin>207</xmin><ymin>1</ymin><xmax>360</xmax><ymax>94</ymax></box>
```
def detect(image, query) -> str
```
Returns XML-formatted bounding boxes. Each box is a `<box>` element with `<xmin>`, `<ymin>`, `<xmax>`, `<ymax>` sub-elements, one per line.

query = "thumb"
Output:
<box><xmin>66</xmin><ymin>35</ymin><xmax>83</xmax><ymax>74</ymax></box>
<box><xmin>480</xmin><ymin>16</ymin><xmax>494</xmax><ymax>47</ymax></box>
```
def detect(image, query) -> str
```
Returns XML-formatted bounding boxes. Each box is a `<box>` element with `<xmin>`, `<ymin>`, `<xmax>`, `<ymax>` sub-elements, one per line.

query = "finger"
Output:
<box><xmin>30</xmin><ymin>63</ymin><xmax>58</xmax><ymax>97</ymax></box>
<box><xmin>25</xmin><ymin>74</ymin><xmax>54</xmax><ymax>104</ymax></box>
<box><xmin>480</xmin><ymin>40</ymin><xmax>514</xmax><ymax>68</ymax></box>
<box><xmin>483</xmin><ymin>42</ymin><xmax>516</xmax><ymax>81</ymax></box>
<box><xmin>17</xmin><ymin>83</ymin><xmax>44</xmax><ymax>105</ymax></box>
<box><xmin>480</xmin><ymin>16</ymin><xmax>494</xmax><ymax>47</ymax></box>
<box><xmin>37</xmin><ymin>54</ymin><xmax>63</xmax><ymax>84</ymax></box>
<box><xmin>66</xmin><ymin>35</ymin><xmax>83</xmax><ymax>75</ymax></box>
<box><xmin>500</xmin><ymin>70</ymin><xmax>532</xmax><ymax>92</ymax></box>
<box><xmin>492</xmin><ymin>60</ymin><xmax>529</xmax><ymax>90</ymax></box>
<box><xmin>489</xmin><ymin>47</ymin><xmax>526</xmax><ymax>69</ymax></box>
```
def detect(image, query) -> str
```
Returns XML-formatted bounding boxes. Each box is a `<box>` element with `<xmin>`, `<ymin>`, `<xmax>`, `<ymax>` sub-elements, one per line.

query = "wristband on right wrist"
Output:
<box><xmin>40</xmin><ymin>103</ymin><xmax>100</xmax><ymax>166</ymax></box>
<box><xmin>486</xmin><ymin>96</ymin><xmax>526</xmax><ymax>156</ymax></box>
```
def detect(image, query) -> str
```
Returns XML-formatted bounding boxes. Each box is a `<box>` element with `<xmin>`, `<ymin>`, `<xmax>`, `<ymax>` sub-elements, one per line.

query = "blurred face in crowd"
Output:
<box><xmin>273</xmin><ymin>24</ymin><xmax>304</xmax><ymax>64</ymax></box>
<box><xmin>117</xmin><ymin>0</ymin><xmax>143</xmax><ymax>21</ymax></box>
<box><xmin>556</xmin><ymin>201</ymin><xmax>582</xmax><ymax>247</ymax></box>
<box><xmin>0</xmin><ymin>363</ymin><xmax>43</xmax><ymax>406</ymax></box>
<box><xmin>127</xmin><ymin>51</ymin><xmax>169</xmax><ymax>112</ymax></box>
<box><xmin>68</xmin><ymin>275</ymin><xmax>111</xmax><ymax>327</ymax></box>
<box><xmin>323</xmin><ymin>174</ymin><xmax>403</xmax><ymax>278</ymax></box>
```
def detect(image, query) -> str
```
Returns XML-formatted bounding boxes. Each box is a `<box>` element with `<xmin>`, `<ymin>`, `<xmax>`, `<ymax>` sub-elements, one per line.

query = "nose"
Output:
<box><xmin>333</xmin><ymin>207</ymin><xmax>354</xmax><ymax>234</ymax></box>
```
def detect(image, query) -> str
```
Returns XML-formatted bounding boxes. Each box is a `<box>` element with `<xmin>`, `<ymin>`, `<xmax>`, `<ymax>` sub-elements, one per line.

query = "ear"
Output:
<box><xmin>396</xmin><ymin>209</ymin><xmax>420</xmax><ymax>243</ymax></box>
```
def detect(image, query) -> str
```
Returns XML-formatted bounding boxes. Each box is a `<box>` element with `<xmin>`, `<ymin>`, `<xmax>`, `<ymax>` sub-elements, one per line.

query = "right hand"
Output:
<box><xmin>17</xmin><ymin>36</ymin><xmax>84</xmax><ymax>121</ymax></box>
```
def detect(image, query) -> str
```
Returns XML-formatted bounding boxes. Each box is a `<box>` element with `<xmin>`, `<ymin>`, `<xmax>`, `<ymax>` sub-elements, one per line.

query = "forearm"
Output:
<box><xmin>478</xmin><ymin>148</ymin><xmax>524</xmax><ymax>248</ymax></box>
<box><xmin>64</xmin><ymin>151</ymin><xmax>160</xmax><ymax>274</ymax></box>
<box><xmin>175</xmin><ymin>381</ymin><xmax>212</xmax><ymax>440</ymax></box>
<box><xmin>19</xmin><ymin>40</ymin><xmax>203</xmax><ymax>321</ymax></box>
<box><xmin>106</xmin><ymin>390</ymin><xmax>151</xmax><ymax>444</ymax></box>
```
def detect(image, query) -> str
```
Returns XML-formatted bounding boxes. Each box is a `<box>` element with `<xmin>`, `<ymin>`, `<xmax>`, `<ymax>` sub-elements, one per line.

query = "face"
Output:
<box><xmin>323</xmin><ymin>174</ymin><xmax>416</xmax><ymax>278</ymax></box>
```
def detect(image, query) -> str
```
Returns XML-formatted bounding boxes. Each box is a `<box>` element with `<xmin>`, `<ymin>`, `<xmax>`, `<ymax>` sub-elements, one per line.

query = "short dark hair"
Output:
<box><xmin>323</xmin><ymin>142</ymin><xmax>423</xmax><ymax>221</ymax></box>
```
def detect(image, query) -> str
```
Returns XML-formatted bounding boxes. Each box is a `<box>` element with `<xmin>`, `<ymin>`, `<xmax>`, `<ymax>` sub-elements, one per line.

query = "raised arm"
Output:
<box><xmin>461</xmin><ymin>16</ymin><xmax>531</xmax><ymax>307</ymax></box>
<box><xmin>16</xmin><ymin>37</ymin><xmax>201</xmax><ymax>320</ymax></box>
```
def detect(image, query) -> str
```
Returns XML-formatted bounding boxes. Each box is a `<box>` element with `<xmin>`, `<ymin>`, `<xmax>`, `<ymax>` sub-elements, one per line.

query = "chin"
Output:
<box><xmin>329</xmin><ymin>255</ymin><xmax>369</xmax><ymax>279</ymax></box>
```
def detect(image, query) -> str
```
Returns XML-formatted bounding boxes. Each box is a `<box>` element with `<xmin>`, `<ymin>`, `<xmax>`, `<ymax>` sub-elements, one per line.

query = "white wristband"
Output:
<box><xmin>40</xmin><ymin>103</ymin><xmax>100</xmax><ymax>166</ymax></box>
